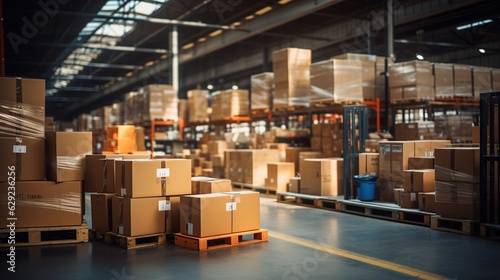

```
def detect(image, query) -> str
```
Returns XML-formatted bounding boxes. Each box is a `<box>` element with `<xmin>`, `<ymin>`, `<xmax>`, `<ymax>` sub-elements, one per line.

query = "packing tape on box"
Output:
<box><xmin>435</xmin><ymin>181</ymin><xmax>477</xmax><ymax>204</ymax></box>
<box><xmin>12</xmin><ymin>192</ymin><xmax>81</xmax><ymax>214</ymax></box>
<box><xmin>57</xmin><ymin>154</ymin><xmax>88</xmax><ymax>171</ymax></box>
<box><xmin>434</xmin><ymin>165</ymin><xmax>479</xmax><ymax>183</ymax></box>
<box><xmin>0</xmin><ymin>100</ymin><xmax>45</xmax><ymax>138</ymax></box>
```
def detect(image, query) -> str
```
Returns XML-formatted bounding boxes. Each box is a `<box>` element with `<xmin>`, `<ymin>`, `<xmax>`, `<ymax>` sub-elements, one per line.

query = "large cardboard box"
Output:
<box><xmin>240</xmin><ymin>149</ymin><xmax>280</xmax><ymax>186</ymax></box>
<box><xmin>418</xmin><ymin>192</ymin><xmax>436</xmax><ymax>213</ymax></box>
<box><xmin>180</xmin><ymin>193</ymin><xmax>232</xmax><ymax>237</ymax></box>
<box><xmin>298</xmin><ymin>151</ymin><xmax>324</xmax><ymax>175</ymax></box>
<box><xmin>403</xmin><ymin>169</ymin><xmax>435</xmax><ymax>192</ymax></box>
<box><xmin>391</xmin><ymin>141</ymin><xmax>415</xmax><ymax>181</ymax></box>
<box><xmin>225</xmin><ymin>150</ymin><xmax>243</xmax><ymax>182</ymax></box>
<box><xmin>46</xmin><ymin>132</ymin><xmax>93</xmax><ymax>182</ymax></box>
<box><xmin>285</xmin><ymin>147</ymin><xmax>311</xmax><ymax>173</ymax></box>
<box><xmin>265</xmin><ymin>162</ymin><xmax>295</xmax><ymax>192</ymax></box>
<box><xmin>378</xmin><ymin>142</ymin><xmax>392</xmax><ymax>179</ymax></box>
<box><xmin>224</xmin><ymin>191</ymin><xmax>260</xmax><ymax>233</ymax></box>
<box><xmin>289</xmin><ymin>177</ymin><xmax>300</xmax><ymax>193</ymax></box>
<box><xmin>273</xmin><ymin>48</ymin><xmax>311</xmax><ymax>108</ymax></box>
<box><xmin>433</xmin><ymin>63</ymin><xmax>454</xmax><ymax>98</ymax></box>
<box><xmin>191</xmin><ymin>177</ymin><xmax>232</xmax><ymax>194</ymax></box>
<box><xmin>300</xmin><ymin>158</ymin><xmax>343</xmax><ymax>196</ymax></box>
<box><xmin>435</xmin><ymin>181</ymin><xmax>479</xmax><ymax>220</ymax></box>
<box><xmin>408</xmin><ymin>157</ymin><xmax>434</xmax><ymax>170</ymax></box>
<box><xmin>106</xmin><ymin>125</ymin><xmax>136</xmax><ymax>140</ymax></box>
<box><xmin>0</xmin><ymin>181</ymin><xmax>82</xmax><ymax>228</ymax></box>
<box><xmin>358</xmin><ymin>153</ymin><xmax>379</xmax><ymax>176</ymax></box>
<box><xmin>435</xmin><ymin>148</ymin><xmax>480</xmax><ymax>183</ymax></box>
<box><xmin>84</xmin><ymin>154</ymin><xmax>151</xmax><ymax>193</ymax></box>
<box><xmin>115</xmin><ymin>159</ymin><xmax>191</xmax><ymax>198</ymax></box>
<box><xmin>91</xmin><ymin>193</ymin><xmax>115</xmax><ymax>232</ymax></box>
<box><xmin>103</xmin><ymin>138</ymin><xmax>137</xmax><ymax>154</ymax></box>
<box><xmin>112</xmin><ymin>196</ymin><xmax>170</xmax><ymax>236</ymax></box>
<box><xmin>0</xmin><ymin>77</ymin><xmax>45</xmax><ymax>138</ymax></box>
<box><xmin>0</xmin><ymin>137</ymin><xmax>45</xmax><ymax>182</ymax></box>
<box><xmin>400</xmin><ymin>191</ymin><xmax>418</xmax><ymax>209</ymax></box>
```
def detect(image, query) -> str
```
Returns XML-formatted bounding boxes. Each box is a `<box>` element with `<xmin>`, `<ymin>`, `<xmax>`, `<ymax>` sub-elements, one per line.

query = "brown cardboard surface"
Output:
<box><xmin>435</xmin><ymin>148</ymin><xmax>479</xmax><ymax>182</ymax></box>
<box><xmin>298</xmin><ymin>151</ymin><xmax>324</xmax><ymax>175</ymax></box>
<box><xmin>418</xmin><ymin>192</ymin><xmax>436</xmax><ymax>213</ymax></box>
<box><xmin>266</xmin><ymin>162</ymin><xmax>295</xmax><ymax>192</ymax></box>
<box><xmin>394</xmin><ymin>188</ymin><xmax>404</xmax><ymax>205</ymax></box>
<box><xmin>378</xmin><ymin>178</ymin><xmax>394</xmax><ymax>202</ymax></box>
<box><xmin>285</xmin><ymin>147</ymin><xmax>312</xmax><ymax>173</ymax></box>
<box><xmin>208</xmin><ymin>140</ymin><xmax>228</xmax><ymax>155</ymax></box>
<box><xmin>0</xmin><ymin>77</ymin><xmax>45</xmax><ymax>138</ymax></box>
<box><xmin>115</xmin><ymin>159</ymin><xmax>191</xmax><ymax>198</ymax></box>
<box><xmin>0</xmin><ymin>181</ymin><xmax>82</xmax><ymax>228</ymax></box>
<box><xmin>435</xmin><ymin>181</ymin><xmax>479</xmax><ymax>220</ymax></box>
<box><xmin>433</xmin><ymin>63</ymin><xmax>454</xmax><ymax>98</ymax></box>
<box><xmin>400</xmin><ymin>191</ymin><xmax>418</xmax><ymax>208</ymax></box>
<box><xmin>240</xmin><ymin>149</ymin><xmax>280</xmax><ymax>185</ymax></box>
<box><xmin>0</xmin><ymin>137</ymin><xmax>45</xmax><ymax>182</ymax></box>
<box><xmin>91</xmin><ymin>193</ymin><xmax>115</xmax><ymax>232</ymax></box>
<box><xmin>378</xmin><ymin>142</ymin><xmax>391</xmax><ymax>179</ymax></box>
<box><xmin>225</xmin><ymin>191</ymin><xmax>260</xmax><ymax>233</ymax></box>
<box><xmin>311</xmin><ymin>137</ymin><xmax>322</xmax><ymax>151</ymax></box>
<box><xmin>312</xmin><ymin>124</ymin><xmax>322</xmax><ymax>137</ymax></box>
<box><xmin>454</xmin><ymin>64</ymin><xmax>473</xmax><ymax>97</ymax></box>
<box><xmin>358</xmin><ymin>153</ymin><xmax>379</xmax><ymax>176</ymax></box>
<box><xmin>106</xmin><ymin>125</ymin><xmax>136</xmax><ymax>140</ymax></box>
<box><xmin>289</xmin><ymin>177</ymin><xmax>300</xmax><ymax>193</ymax></box>
<box><xmin>111</xmin><ymin>196</ymin><xmax>169</xmax><ymax>236</ymax></box>
<box><xmin>403</xmin><ymin>169</ymin><xmax>435</xmax><ymax>192</ymax></box>
<box><xmin>191</xmin><ymin>177</ymin><xmax>232</xmax><ymax>194</ymax></box>
<box><xmin>390</xmin><ymin>141</ymin><xmax>415</xmax><ymax>181</ymax></box>
<box><xmin>180</xmin><ymin>193</ymin><xmax>232</xmax><ymax>237</ymax></box>
<box><xmin>321</xmin><ymin>137</ymin><xmax>333</xmax><ymax>152</ymax></box>
<box><xmin>408</xmin><ymin>157</ymin><xmax>434</xmax><ymax>170</ymax></box>
<box><xmin>84</xmin><ymin>154</ymin><xmax>150</xmax><ymax>193</ymax></box>
<box><xmin>46</xmin><ymin>132</ymin><xmax>93</xmax><ymax>182</ymax></box>
<box><xmin>300</xmin><ymin>158</ymin><xmax>343</xmax><ymax>196</ymax></box>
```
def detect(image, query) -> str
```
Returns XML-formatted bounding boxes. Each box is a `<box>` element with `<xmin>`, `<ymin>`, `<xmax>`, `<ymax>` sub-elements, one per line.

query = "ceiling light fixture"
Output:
<box><xmin>416</xmin><ymin>54</ymin><xmax>424</xmax><ymax>60</ymax></box>
<box><xmin>479</xmin><ymin>48</ymin><xmax>486</xmax><ymax>53</ymax></box>
<box><xmin>232</xmin><ymin>85</ymin><xmax>239</xmax><ymax>90</ymax></box>
<box><xmin>207</xmin><ymin>84</ymin><xmax>214</xmax><ymax>90</ymax></box>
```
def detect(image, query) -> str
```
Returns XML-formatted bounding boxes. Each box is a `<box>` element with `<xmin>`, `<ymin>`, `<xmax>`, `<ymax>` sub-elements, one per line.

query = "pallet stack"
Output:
<box><xmin>0</xmin><ymin>77</ymin><xmax>91</xmax><ymax>247</ymax></box>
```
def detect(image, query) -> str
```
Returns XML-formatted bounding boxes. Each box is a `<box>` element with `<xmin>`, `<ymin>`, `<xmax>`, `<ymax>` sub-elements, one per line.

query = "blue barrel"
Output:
<box><xmin>357</xmin><ymin>180</ymin><xmax>376</xmax><ymax>201</ymax></box>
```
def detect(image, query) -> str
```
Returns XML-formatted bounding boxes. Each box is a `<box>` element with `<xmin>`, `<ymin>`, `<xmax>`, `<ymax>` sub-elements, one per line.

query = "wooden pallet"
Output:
<box><xmin>430</xmin><ymin>216</ymin><xmax>479</xmax><ymax>235</ymax></box>
<box><xmin>0</xmin><ymin>224</ymin><xmax>88</xmax><ymax>247</ymax></box>
<box><xmin>102</xmin><ymin>232</ymin><xmax>167</xmax><ymax>249</ymax></box>
<box><xmin>276</xmin><ymin>192</ymin><xmax>321</xmax><ymax>208</ymax></box>
<box><xmin>480</xmin><ymin>224</ymin><xmax>500</xmax><ymax>241</ymax></box>
<box><xmin>398</xmin><ymin>210</ymin><xmax>433</xmax><ymax>227</ymax></box>
<box><xmin>310</xmin><ymin>98</ymin><xmax>362</xmax><ymax>107</ymax></box>
<box><xmin>174</xmin><ymin>229</ymin><xmax>268</xmax><ymax>251</ymax></box>
<box><xmin>317</xmin><ymin>199</ymin><xmax>342</xmax><ymax>211</ymax></box>
<box><xmin>251</xmin><ymin>109</ymin><xmax>270</xmax><ymax>116</ymax></box>
<box><xmin>340</xmin><ymin>200</ymin><xmax>399</xmax><ymax>221</ymax></box>
<box><xmin>272</xmin><ymin>105</ymin><xmax>308</xmax><ymax>112</ymax></box>
<box><xmin>390</xmin><ymin>97</ymin><xmax>434</xmax><ymax>104</ymax></box>
<box><xmin>232</xmin><ymin>182</ymin><xmax>277</xmax><ymax>195</ymax></box>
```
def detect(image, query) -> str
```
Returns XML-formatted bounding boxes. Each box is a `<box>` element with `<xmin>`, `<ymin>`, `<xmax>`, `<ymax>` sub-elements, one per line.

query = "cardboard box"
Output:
<box><xmin>273</xmin><ymin>48</ymin><xmax>311</xmax><ymax>108</ymax></box>
<box><xmin>285</xmin><ymin>147</ymin><xmax>311</xmax><ymax>173</ymax></box>
<box><xmin>211</xmin><ymin>154</ymin><xmax>224</xmax><ymax>167</ymax></box>
<box><xmin>106</xmin><ymin>125</ymin><xmax>136</xmax><ymax>140</ymax></box>
<box><xmin>0</xmin><ymin>181</ymin><xmax>82</xmax><ymax>228</ymax></box>
<box><xmin>433</xmin><ymin>63</ymin><xmax>454</xmax><ymax>98</ymax></box>
<box><xmin>435</xmin><ymin>181</ymin><xmax>479</xmax><ymax>220</ymax></box>
<box><xmin>378</xmin><ymin>142</ymin><xmax>392</xmax><ymax>179</ymax></box>
<box><xmin>115</xmin><ymin>159</ymin><xmax>191</xmax><ymax>198</ymax></box>
<box><xmin>46</xmin><ymin>132</ymin><xmax>93</xmax><ymax>182</ymax></box>
<box><xmin>0</xmin><ymin>77</ymin><xmax>45</xmax><ymax>138</ymax></box>
<box><xmin>472</xmin><ymin>126</ymin><xmax>480</xmax><ymax>143</ymax></box>
<box><xmin>311</xmin><ymin>137</ymin><xmax>322</xmax><ymax>151</ymax></box>
<box><xmin>403</xmin><ymin>169</ymin><xmax>435</xmax><ymax>192</ymax></box>
<box><xmin>265</xmin><ymin>143</ymin><xmax>289</xmax><ymax>162</ymax></box>
<box><xmin>224</xmin><ymin>191</ymin><xmax>260</xmax><ymax>233</ymax></box>
<box><xmin>187</xmin><ymin>89</ymin><xmax>209</xmax><ymax>122</ymax></box>
<box><xmin>265</xmin><ymin>162</ymin><xmax>295</xmax><ymax>192</ymax></box>
<box><xmin>300</xmin><ymin>158</ymin><xmax>343</xmax><ymax>196</ymax></box>
<box><xmin>435</xmin><ymin>148</ymin><xmax>480</xmax><ymax>183</ymax></box>
<box><xmin>321</xmin><ymin>137</ymin><xmax>333</xmax><ymax>152</ymax></box>
<box><xmin>400</xmin><ymin>192</ymin><xmax>418</xmax><ymax>208</ymax></box>
<box><xmin>299</xmin><ymin>151</ymin><xmax>324</xmax><ymax>175</ymax></box>
<box><xmin>312</xmin><ymin>124</ymin><xmax>322</xmax><ymax>137</ymax></box>
<box><xmin>0</xmin><ymin>137</ymin><xmax>45</xmax><ymax>182</ymax></box>
<box><xmin>358</xmin><ymin>153</ymin><xmax>379</xmax><ymax>176</ymax></box>
<box><xmin>91</xmin><ymin>193</ymin><xmax>115</xmax><ymax>232</ymax></box>
<box><xmin>240</xmin><ymin>149</ymin><xmax>280</xmax><ymax>186</ymax></box>
<box><xmin>84</xmin><ymin>154</ymin><xmax>151</xmax><ymax>193</ymax></box>
<box><xmin>394</xmin><ymin>188</ymin><xmax>404</xmax><ymax>205</ymax></box>
<box><xmin>208</xmin><ymin>140</ymin><xmax>228</xmax><ymax>155</ymax></box>
<box><xmin>454</xmin><ymin>64</ymin><xmax>473</xmax><ymax>97</ymax></box>
<box><xmin>418</xmin><ymin>192</ymin><xmax>436</xmax><ymax>213</ymax></box>
<box><xmin>211</xmin><ymin>90</ymin><xmax>249</xmax><ymax>121</ymax></box>
<box><xmin>408</xmin><ymin>157</ymin><xmax>434</xmax><ymax>170</ymax></box>
<box><xmin>191</xmin><ymin>177</ymin><xmax>232</xmax><ymax>194</ymax></box>
<box><xmin>180</xmin><ymin>193</ymin><xmax>232</xmax><ymax>237</ymax></box>
<box><xmin>289</xmin><ymin>177</ymin><xmax>300</xmax><ymax>193</ymax></box>
<box><xmin>251</xmin><ymin>72</ymin><xmax>273</xmax><ymax>111</ymax></box>
<box><xmin>390</xmin><ymin>141</ymin><xmax>415</xmax><ymax>181</ymax></box>
<box><xmin>112</xmin><ymin>196</ymin><xmax>170</xmax><ymax>236</ymax></box>
<box><xmin>473</xmin><ymin>66</ymin><xmax>492</xmax><ymax>97</ymax></box>
<box><xmin>379</xmin><ymin>178</ymin><xmax>394</xmax><ymax>202</ymax></box>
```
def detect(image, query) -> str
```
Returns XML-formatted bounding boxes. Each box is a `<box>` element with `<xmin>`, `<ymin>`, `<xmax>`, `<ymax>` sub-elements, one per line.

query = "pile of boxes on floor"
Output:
<box><xmin>87</xmin><ymin>155</ymin><xmax>261</xmax><ymax>240</ymax></box>
<box><xmin>0</xmin><ymin>77</ymin><xmax>91</xmax><ymax>230</ymax></box>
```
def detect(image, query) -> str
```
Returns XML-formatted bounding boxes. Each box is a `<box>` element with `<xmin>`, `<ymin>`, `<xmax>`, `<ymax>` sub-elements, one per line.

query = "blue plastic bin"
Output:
<box><xmin>354</xmin><ymin>175</ymin><xmax>377</xmax><ymax>201</ymax></box>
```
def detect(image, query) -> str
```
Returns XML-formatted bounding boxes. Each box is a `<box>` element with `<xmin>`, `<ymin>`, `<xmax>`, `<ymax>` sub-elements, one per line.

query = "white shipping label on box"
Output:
<box><xmin>392</xmin><ymin>145</ymin><xmax>403</xmax><ymax>153</ymax></box>
<box><xmin>118</xmin><ymin>226</ymin><xmax>124</xmax><ymax>235</ymax></box>
<box><xmin>411</xmin><ymin>193</ymin><xmax>417</xmax><ymax>201</ymax></box>
<box><xmin>226</xmin><ymin>202</ymin><xmax>237</xmax><ymax>211</ymax></box>
<box><xmin>157</xmin><ymin>168</ymin><xmax>170</xmax><ymax>178</ymax></box>
<box><xmin>158</xmin><ymin>200</ymin><xmax>171</xmax><ymax>211</ymax></box>
<box><xmin>13</xmin><ymin>145</ymin><xmax>26</xmax><ymax>153</ymax></box>
<box><xmin>186</xmin><ymin>223</ymin><xmax>193</xmax><ymax>235</ymax></box>
<box><xmin>121</xmin><ymin>188</ymin><xmax>126</xmax><ymax>196</ymax></box>
<box><xmin>380</xmin><ymin>144</ymin><xmax>390</xmax><ymax>154</ymax></box>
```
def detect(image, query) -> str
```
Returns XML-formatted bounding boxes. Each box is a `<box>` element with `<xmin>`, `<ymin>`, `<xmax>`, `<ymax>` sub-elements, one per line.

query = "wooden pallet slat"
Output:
<box><xmin>398</xmin><ymin>211</ymin><xmax>433</xmax><ymax>227</ymax></box>
<box><xmin>340</xmin><ymin>201</ymin><xmax>399</xmax><ymax>221</ymax></box>
<box><xmin>0</xmin><ymin>224</ymin><xmax>89</xmax><ymax>247</ymax></box>
<box><xmin>101</xmin><ymin>232</ymin><xmax>167</xmax><ymax>250</ymax></box>
<box><xmin>174</xmin><ymin>229</ymin><xmax>268</xmax><ymax>251</ymax></box>
<box><xmin>430</xmin><ymin>216</ymin><xmax>479</xmax><ymax>235</ymax></box>
<box><xmin>232</xmin><ymin>182</ymin><xmax>277</xmax><ymax>195</ymax></box>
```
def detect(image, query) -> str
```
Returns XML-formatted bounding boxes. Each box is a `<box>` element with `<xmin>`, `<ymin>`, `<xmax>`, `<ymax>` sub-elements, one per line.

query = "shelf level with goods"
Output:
<box><xmin>139</xmin><ymin>120</ymin><xmax>185</xmax><ymax>157</ymax></box>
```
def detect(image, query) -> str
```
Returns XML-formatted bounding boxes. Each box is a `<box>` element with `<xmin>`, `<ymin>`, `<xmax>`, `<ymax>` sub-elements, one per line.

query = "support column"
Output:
<box><xmin>170</xmin><ymin>25</ymin><xmax>179</xmax><ymax>92</ymax></box>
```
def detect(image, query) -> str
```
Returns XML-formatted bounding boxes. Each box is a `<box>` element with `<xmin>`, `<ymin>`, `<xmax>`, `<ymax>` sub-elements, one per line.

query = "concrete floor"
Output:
<box><xmin>2</xmin><ymin>196</ymin><xmax>500</xmax><ymax>280</ymax></box>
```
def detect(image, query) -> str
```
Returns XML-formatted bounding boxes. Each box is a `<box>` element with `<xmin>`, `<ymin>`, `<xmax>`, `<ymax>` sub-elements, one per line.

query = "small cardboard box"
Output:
<box><xmin>91</xmin><ymin>193</ymin><xmax>115</xmax><ymax>232</ymax></box>
<box><xmin>112</xmin><ymin>196</ymin><xmax>170</xmax><ymax>236</ymax></box>
<box><xmin>418</xmin><ymin>192</ymin><xmax>436</xmax><ymax>213</ymax></box>
<box><xmin>265</xmin><ymin>162</ymin><xmax>295</xmax><ymax>192</ymax></box>
<box><xmin>180</xmin><ymin>193</ymin><xmax>232</xmax><ymax>237</ymax></box>
<box><xmin>115</xmin><ymin>159</ymin><xmax>191</xmax><ymax>198</ymax></box>
<box><xmin>300</xmin><ymin>158</ymin><xmax>343</xmax><ymax>196</ymax></box>
<box><xmin>0</xmin><ymin>181</ymin><xmax>82</xmax><ymax>228</ymax></box>
<box><xmin>289</xmin><ymin>177</ymin><xmax>300</xmax><ymax>193</ymax></box>
<box><xmin>0</xmin><ymin>137</ymin><xmax>45</xmax><ymax>182</ymax></box>
<box><xmin>403</xmin><ymin>169</ymin><xmax>435</xmax><ymax>192</ymax></box>
<box><xmin>408</xmin><ymin>157</ymin><xmax>434</xmax><ymax>170</ymax></box>
<box><xmin>224</xmin><ymin>191</ymin><xmax>260</xmax><ymax>233</ymax></box>
<box><xmin>191</xmin><ymin>177</ymin><xmax>232</xmax><ymax>194</ymax></box>
<box><xmin>400</xmin><ymin>191</ymin><xmax>418</xmax><ymax>209</ymax></box>
<box><xmin>46</xmin><ymin>132</ymin><xmax>93</xmax><ymax>182</ymax></box>
<box><xmin>285</xmin><ymin>147</ymin><xmax>311</xmax><ymax>173</ymax></box>
<box><xmin>358</xmin><ymin>153</ymin><xmax>379</xmax><ymax>176</ymax></box>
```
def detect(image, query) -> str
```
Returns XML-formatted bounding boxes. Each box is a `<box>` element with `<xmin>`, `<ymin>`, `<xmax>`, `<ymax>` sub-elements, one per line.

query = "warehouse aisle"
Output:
<box><xmin>3</xmin><ymin>196</ymin><xmax>500</xmax><ymax>280</ymax></box>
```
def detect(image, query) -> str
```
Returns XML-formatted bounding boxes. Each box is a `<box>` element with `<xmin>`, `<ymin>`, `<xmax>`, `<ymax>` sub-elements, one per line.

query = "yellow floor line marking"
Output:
<box><xmin>269</xmin><ymin>231</ymin><xmax>451</xmax><ymax>280</ymax></box>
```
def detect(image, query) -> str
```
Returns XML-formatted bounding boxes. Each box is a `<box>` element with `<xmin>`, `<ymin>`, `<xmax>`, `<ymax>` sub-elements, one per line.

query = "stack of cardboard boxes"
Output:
<box><xmin>310</xmin><ymin>123</ymin><xmax>343</xmax><ymax>157</ymax></box>
<box><xmin>211</xmin><ymin>90</ymin><xmax>249</xmax><ymax>121</ymax></box>
<box><xmin>264</xmin><ymin>162</ymin><xmax>295</xmax><ymax>192</ymax></box>
<box><xmin>103</xmin><ymin>125</ymin><xmax>137</xmax><ymax>154</ymax></box>
<box><xmin>389</xmin><ymin>60</ymin><xmax>435</xmax><ymax>102</ymax></box>
<box><xmin>300</xmin><ymin>158</ymin><xmax>344</xmax><ymax>196</ymax></box>
<box><xmin>224</xmin><ymin>149</ymin><xmax>280</xmax><ymax>186</ymax></box>
<box><xmin>333</xmin><ymin>53</ymin><xmax>377</xmax><ymax>100</ymax></box>
<box><xmin>251</xmin><ymin>72</ymin><xmax>273</xmax><ymax>111</ymax></box>
<box><xmin>433</xmin><ymin>63</ymin><xmax>454</xmax><ymax>98</ymax></box>
<box><xmin>273</xmin><ymin>48</ymin><xmax>311</xmax><ymax>108</ymax></box>
<box><xmin>434</xmin><ymin>115</ymin><xmax>473</xmax><ymax>143</ymax></box>
<box><xmin>0</xmin><ymin>77</ymin><xmax>91</xmax><ymax>230</ymax></box>
<box><xmin>454</xmin><ymin>65</ymin><xmax>473</xmax><ymax>97</ymax></box>
<box><xmin>394</xmin><ymin>121</ymin><xmax>438</xmax><ymax>141</ymax></box>
<box><xmin>139</xmin><ymin>84</ymin><xmax>178</xmax><ymax>122</ymax></box>
<box><xmin>187</xmin><ymin>89</ymin><xmax>209</xmax><ymax>123</ymax></box>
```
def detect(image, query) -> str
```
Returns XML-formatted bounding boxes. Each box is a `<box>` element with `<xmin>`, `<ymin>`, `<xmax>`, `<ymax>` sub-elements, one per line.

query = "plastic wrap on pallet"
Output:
<box><xmin>123</xmin><ymin>91</ymin><xmax>138</xmax><ymax>125</ymax></box>
<box><xmin>56</xmin><ymin>154</ymin><xmax>88</xmax><ymax>173</ymax></box>
<box><xmin>333</xmin><ymin>53</ymin><xmax>377</xmax><ymax>62</ymax></box>
<box><xmin>433</xmin><ymin>63</ymin><xmax>454</xmax><ymax>98</ymax></box>
<box><xmin>434</xmin><ymin>165</ymin><xmax>479</xmax><ymax>184</ymax></box>
<box><xmin>211</xmin><ymin>90</ymin><xmax>249</xmax><ymax>121</ymax></box>
<box><xmin>273</xmin><ymin>48</ymin><xmax>311</xmax><ymax>108</ymax></box>
<box><xmin>473</xmin><ymin>66</ymin><xmax>492</xmax><ymax>97</ymax></box>
<box><xmin>0</xmin><ymin>100</ymin><xmax>45</xmax><ymax>138</ymax></box>
<box><xmin>187</xmin><ymin>89</ymin><xmax>209</xmax><ymax>122</ymax></box>
<box><xmin>251</xmin><ymin>73</ymin><xmax>273</xmax><ymax>111</ymax></box>
<box><xmin>140</xmin><ymin>84</ymin><xmax>178</xmax><ymax>122</ymax></box>
<box><xmin>389</xmin><ymin>60</ymin><xmax>433</xmax><ymax>88</ymax></box>
<box><xmin>453</xmin><ymin>64</ymin><xmax>473</xmax><ymax>97</ymax></box>
<box><xmin>492</xmin><ymin>69</ymin><xmax>500</xmax><ymax>92</ymax></box>
<box><xmin>435</xmin><ymin>181</ymin><xmax>479</xmax><ymax>204</ymax></box>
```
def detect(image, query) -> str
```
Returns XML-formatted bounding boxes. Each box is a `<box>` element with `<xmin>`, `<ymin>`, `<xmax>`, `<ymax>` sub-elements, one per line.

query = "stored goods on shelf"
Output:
<box><xmin>251</xmin><ymin>72</ymin><xmax>273</xmax><ymax>111</ymax></box>
<box><xmin>273</xmin><ymin>48</ymin><xmax>311</xmax><ymax>108</ymax></box>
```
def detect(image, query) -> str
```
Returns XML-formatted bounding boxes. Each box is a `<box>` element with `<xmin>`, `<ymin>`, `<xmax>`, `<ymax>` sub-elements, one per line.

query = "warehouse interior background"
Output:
<box><xmin>3</xmin><ymin>0</ymin><xmax>500</xmax><ymax>123</ymax></box>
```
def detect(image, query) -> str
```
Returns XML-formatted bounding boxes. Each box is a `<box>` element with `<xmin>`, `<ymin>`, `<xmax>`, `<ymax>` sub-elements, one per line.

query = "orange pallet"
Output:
<box><xmin>174</xmin><ymin>229</ymin><xmax>268</xmax><ymax>251</ymax></box>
